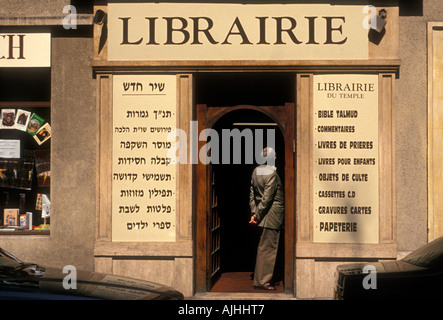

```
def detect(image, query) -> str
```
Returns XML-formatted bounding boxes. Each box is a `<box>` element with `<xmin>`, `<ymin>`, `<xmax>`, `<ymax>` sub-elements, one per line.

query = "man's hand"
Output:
<box><xmin>249</xmin><ymin>214</ymin><xmax>258</xmax><ymax>224</ymax></box>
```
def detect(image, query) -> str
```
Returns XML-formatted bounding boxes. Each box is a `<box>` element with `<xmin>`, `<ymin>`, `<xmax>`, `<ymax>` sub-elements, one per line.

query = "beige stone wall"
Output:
<box><xmin>0</xmin><ymin>1</ymin><xmax>70</xmax><ymax>17</ymax></box>
<box><xmin>395</xmin><ymin>0</ymin><xmax>443</xmax><ymax>252</ymax></box>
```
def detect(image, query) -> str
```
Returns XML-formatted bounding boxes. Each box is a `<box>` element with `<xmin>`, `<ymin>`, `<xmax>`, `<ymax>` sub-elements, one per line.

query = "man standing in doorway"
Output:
<box><xmin>249</xmin><ymin>147</ymin><xmax>285</xmax><ymax>290</ymax></box>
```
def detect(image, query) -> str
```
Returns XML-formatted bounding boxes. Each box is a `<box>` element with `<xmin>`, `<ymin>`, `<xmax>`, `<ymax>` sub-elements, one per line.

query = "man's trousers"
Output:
<box><xmin>253</xmin><ymin>227</ymin><xmax>280</xmax><ymax>287</ymax></box>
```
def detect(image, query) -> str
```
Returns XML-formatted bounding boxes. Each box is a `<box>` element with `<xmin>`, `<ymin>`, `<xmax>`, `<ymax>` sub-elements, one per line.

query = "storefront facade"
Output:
<box><xmin>0</xmin><ymin>0</ymin><xmax>440</xmax><ymax>299</ymax></box>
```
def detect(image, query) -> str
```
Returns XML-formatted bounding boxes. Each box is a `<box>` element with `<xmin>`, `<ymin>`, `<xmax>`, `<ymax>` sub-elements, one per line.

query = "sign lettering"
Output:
<box><xmin>108</xmin><ymin>3</ymin><xmax>369</xmax><ymax>61</ymax></box>
<box><xmin>313</xmin><ymin>74</ymin><xmax>379</xmax><ymax>244</ymax></box>
<box><xmin>0</xmin><ymin>33</ymin><xmax>50</xmax><ymax>67</ymax></box>
<box><xmin>112</xmin><ymin>75</ymin><xmax>177</xmax><ymax>242</ymax></box>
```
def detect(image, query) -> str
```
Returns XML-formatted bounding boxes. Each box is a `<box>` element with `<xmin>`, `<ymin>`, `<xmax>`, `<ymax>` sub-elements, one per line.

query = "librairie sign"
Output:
<box><xmin>108</xmin><ymin>3</ymin><xmax>369</xmax><ymax>61</ymax></box>
<box><xmin>313</xmin><ymin>74</ymin><xmax>379</xmax><ymax>244</ymax></box>
<box><xmin>0</xmin><ymin>33</ymin><xmax>51</xmax><ymax>67</ymax></box>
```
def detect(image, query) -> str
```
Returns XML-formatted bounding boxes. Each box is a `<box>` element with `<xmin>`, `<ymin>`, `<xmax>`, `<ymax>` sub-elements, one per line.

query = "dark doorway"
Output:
<box><xmin>209</xmin><ymin>109</ymin><xmax>285</xmax><ymax>292</ymax></box>
<box><xmin>195</xmin><ymin>72</ymin><xmax>295</xmax><ymax>107</ymax></box>
<box><xmin>195</xmin><ymin>73</ymin><xmax>295</xmax><ymax>294</ymax></box>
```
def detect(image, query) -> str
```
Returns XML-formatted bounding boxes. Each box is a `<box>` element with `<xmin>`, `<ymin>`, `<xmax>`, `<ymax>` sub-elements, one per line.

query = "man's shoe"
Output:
<box><xmin>254</xmin><ymin>284</ymin><xmax>276</xmax><ymax>291</ymax></box>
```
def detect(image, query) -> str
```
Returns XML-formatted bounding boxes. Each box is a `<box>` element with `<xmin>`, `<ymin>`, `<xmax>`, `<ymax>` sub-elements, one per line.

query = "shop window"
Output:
<box><xmin>0</xmin><ymin>68</ymin><xmax>51</xmax><ymax>234</ymax></box>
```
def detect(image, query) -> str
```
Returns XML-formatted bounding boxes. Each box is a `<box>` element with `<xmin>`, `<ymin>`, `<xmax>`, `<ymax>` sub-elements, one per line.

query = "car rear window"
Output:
<box><xmin>402</xmin><ymin>237</ymin><xmax>443</xmax><ymax>268</ymax></box>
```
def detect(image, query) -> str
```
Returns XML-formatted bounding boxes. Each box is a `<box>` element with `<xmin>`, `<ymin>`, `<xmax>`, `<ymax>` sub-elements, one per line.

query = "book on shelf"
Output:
<box><xmin>3</xmin><ymin>208</ymin><xmax>19</xmax><ymax>226</ymax></box>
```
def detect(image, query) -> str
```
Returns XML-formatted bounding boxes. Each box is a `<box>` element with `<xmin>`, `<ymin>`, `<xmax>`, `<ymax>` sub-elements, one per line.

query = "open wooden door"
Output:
<box><xmin>208</xmin><ymin>162</ymin><xmax>221</xmax><ymax>289</ymax></box>
<box><xmin>197</xmin><ymin>105</ymin><xmax>222</xmax><ymax>290</ymax></box>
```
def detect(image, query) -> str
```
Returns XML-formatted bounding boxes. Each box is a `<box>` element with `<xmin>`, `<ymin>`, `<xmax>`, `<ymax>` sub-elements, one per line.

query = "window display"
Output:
<box><xmin>0</xmin><ymin>105</ymin><xmax>50</xmax><ymax>233</ymax></box>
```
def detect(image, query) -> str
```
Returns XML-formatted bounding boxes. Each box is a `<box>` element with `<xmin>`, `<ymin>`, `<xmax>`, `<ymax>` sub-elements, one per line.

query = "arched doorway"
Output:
<box><xmin>196</xmin><ymin>104</ymin><xmax>294</xmax><ymax>293</ymax></box>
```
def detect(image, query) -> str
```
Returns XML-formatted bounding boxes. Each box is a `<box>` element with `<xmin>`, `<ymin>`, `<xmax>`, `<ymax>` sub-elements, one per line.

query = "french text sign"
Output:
<box><xmin>313</xmin><ymin>74</ymin><xmax>379</xmax><ymax>243</ymax></box>
<box><xmin>108</xmin><ymin>3</ymin><xmax>369</xmax><ymax>61</ymax></box>
<box><xmin>0</xmin><ymin>33</ymin><xmax>51</xmax><ymax>67</ymax></box>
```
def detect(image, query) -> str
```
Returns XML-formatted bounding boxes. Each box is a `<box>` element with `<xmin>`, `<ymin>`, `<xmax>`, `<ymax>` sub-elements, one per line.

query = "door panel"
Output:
<box><xmin>208</xmin><ymin>157</ymin><xmax>221</xmax><ymax>289</ymax></box>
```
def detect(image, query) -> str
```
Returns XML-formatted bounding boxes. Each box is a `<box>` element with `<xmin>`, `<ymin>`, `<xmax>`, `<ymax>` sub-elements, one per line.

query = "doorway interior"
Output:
<box><xmin>195</xmin><ymin>73</ymin><xmax>295</xmax><ymax>293</ymax></box>
<box><xmin>213</xmin><ymin>110</ymin><xmax>285</xmax><ymax>292</ymax></box>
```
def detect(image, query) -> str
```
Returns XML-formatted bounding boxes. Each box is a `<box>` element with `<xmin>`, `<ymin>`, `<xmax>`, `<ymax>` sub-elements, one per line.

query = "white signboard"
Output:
<box><xmin>112</xmin><ymin>74</ymin><xmax>177</xmax><ymax>242</ymax></box>
<box><xmin>108</xmin><ymin>3</ymin><xmax>369</xmax><ymax>61</ymax></box>
<box><xmin>313</xmin><ymin>74</ymin><xmax>379</xmax><ymax>244</ymax></box>
<box><xmin>0</xmin><ymin>33</ymin><xmax>51</xmax><ymax>67</ymax></box>
<box><xmin>0</xmin><ymin>140</ymin><xmax>20</xmax><ymax>158</ymax></box>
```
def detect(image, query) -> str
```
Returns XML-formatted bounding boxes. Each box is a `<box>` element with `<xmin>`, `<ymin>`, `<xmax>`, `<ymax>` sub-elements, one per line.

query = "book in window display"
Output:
<box><xmin>1</xmin><ymin>109</ymin><xmax>16</xmax><ymax>129</ymax></box>
<box><xmin>14</xmin><ymin>109</ymin><xmax>31</xmax><ymax>131</ymax></box>
<box><xmin>26</xmin><ymin>113</ymin><xmax>44</xmax><ymax>136</ymax></box>
<box><xmin>3</xmin><ymin>208</ymin><xmax>19</xmax><ymax>226</ymax></box>
<box><xmin>33</xmin><ymin>123</ymin><xmax>51</xmax><ymax>145</ymax></box>
<box><xmin>34</xmin><ymin>149</ymin><xmax>50</xmax><ymax>187</ymax></box>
